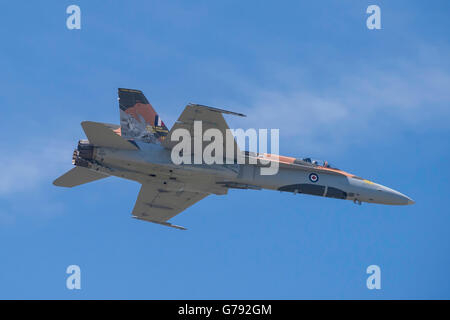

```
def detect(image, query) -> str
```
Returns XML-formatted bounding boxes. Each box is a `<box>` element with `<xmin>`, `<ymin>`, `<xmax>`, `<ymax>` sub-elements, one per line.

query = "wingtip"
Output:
<box><xmin>132</xmin><ymin>216</ymin><xmax>187</xmax><ymax>230</ymax></box>
<box><xmin>80</xmin><ymin>120</ymin><xmax>92</xmax><ymax>127</ymax></box>
<box><xmin>52</xmin><ymin>176</ymin><xmax>70</xmax><ymax>187</ymax></box>
<box><xmin>188</xmin><ymin>103</ymin><xmax>246</xmax><ymax>117</ymax></box>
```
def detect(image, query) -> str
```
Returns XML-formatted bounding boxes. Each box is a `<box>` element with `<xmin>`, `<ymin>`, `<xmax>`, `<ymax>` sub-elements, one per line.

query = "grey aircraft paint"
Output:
<box><xmin>53</xmin><ymin>89</ymin><xmax>414</xmax><ymax>230</ymax></box>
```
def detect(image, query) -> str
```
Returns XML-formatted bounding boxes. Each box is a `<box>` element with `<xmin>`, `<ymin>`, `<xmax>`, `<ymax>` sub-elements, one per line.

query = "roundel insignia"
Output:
<box><xmin>309</xmin><ymin>173</ymin><xmax>319</xmax><ymax>183</ymax></box>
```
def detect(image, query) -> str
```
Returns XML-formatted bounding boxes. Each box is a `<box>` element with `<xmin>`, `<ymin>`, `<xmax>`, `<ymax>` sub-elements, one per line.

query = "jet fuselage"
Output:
<box><xmin>75</xmin><ymin>139</ymin><xmax>414</xmax><ymax>206</ymax></box>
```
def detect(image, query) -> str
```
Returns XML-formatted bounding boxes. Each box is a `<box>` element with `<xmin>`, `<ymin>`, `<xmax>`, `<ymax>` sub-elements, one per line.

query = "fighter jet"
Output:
<box><xmin>53</xmin><ymin>88</ymin><xmax>414</xmax><ymax>230</ymax></box>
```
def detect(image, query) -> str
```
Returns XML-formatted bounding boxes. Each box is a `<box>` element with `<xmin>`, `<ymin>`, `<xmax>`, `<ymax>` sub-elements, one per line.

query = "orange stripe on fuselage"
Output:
<box><xmin>316</xmin><ymin>166</ymin><xmax>355</xmax><ymax>178</ymax></box>
<box><xmin>260</xmin><ymin>153</ymin><xmax>356</xmax><ymax>178</ymax></box>
<box><xmin>262</xmin><ymin>153</ymin><xmax>295</xmax><ymax>164</ymax></box>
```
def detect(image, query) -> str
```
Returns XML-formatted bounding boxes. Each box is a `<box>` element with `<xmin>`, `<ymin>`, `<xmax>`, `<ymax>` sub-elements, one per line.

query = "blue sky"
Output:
<box><xmin>0</xmin><ymin>1</ymin><xmax>449</xmax><ymax>299</ymax></box>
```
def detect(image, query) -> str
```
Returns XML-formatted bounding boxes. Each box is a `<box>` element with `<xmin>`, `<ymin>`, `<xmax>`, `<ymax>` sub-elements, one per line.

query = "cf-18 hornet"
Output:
<box><xmin>54</xmin><ymin>88</ymin><xmax>414</xmax><ymax>230</ymax></box>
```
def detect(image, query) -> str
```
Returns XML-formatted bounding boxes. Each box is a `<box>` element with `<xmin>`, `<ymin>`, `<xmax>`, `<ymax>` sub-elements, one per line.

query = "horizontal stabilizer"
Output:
<box><xmin>81</xmin><ymin>121</ymin><xmax>138</xmax><ymax>150</ymax></box>
<box><xmin>53</xmin><ymin>166</ymin><xmax>108</xmax><ymax>188</ymax></box>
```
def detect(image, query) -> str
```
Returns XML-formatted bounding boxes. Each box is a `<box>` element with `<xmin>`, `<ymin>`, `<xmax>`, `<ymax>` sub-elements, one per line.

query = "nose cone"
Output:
<box><xmin>378</xmin><ymin>185</ymin><xmax>415</xmax><ymax>205</ymax></box>
<box><xmin>349</xmin><ymin>177</ymin><xmax>415</xmax><ymax>206</ymax></box>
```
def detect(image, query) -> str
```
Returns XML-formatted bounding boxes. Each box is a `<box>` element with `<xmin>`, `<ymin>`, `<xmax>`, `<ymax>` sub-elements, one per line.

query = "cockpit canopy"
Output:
<box><xmin>298</xmin><ymin>157</ymin><xmax>338</xmax><ymax>169</ymax></box>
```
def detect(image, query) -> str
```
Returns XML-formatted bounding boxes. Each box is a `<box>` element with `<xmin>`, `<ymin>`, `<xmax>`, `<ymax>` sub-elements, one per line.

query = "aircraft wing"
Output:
<box><xmin>162</xmin><ymin>104</ymin><xmax>245</xmax><ymax>160</ymax></box>
<box><xmin>131</xmin><ymin>183</ymin><xmax>208</xmax><ymax>230</ymax></box>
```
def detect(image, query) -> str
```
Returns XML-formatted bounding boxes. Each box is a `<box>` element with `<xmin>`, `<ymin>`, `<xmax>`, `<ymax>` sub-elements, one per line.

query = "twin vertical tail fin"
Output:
<box><xmin>118</xmin><ymin>88</ymin><xmax>169</xmax><ymax>143</ymax></box>
<box><xmin>53</xmin><ymin>166</ymin><xmax>108</xmax><ymax>188</ymax></box>
<box><xmin>54</xmin><ymin>88</ymin><xmax>167</xmax><ymax>188</ymax></box>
